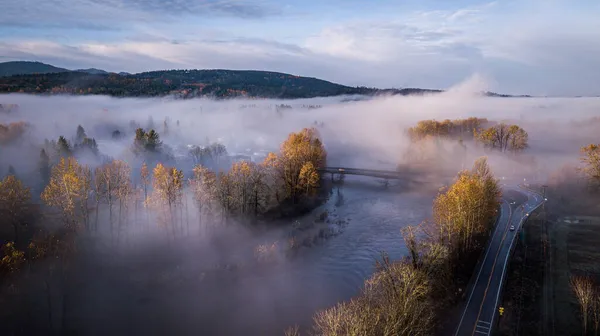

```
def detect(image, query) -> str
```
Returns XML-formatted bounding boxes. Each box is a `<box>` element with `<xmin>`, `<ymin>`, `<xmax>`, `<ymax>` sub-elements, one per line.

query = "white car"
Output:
<box><xmin>509</xmin><ymin>225</ymin><xmax>515</xmax><ymax>231</ymax></box>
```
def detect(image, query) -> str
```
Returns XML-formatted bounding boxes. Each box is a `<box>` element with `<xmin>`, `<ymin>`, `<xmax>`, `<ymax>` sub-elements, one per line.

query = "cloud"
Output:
<box><xmin>0</xmin><ymin>0</ymin><xmax>278</xmax><ymax>30</ymax></box>
<box><xmin>1</xmin><ymin>1</ymin><xmax>600</xmax><ymax>96</ymax></box>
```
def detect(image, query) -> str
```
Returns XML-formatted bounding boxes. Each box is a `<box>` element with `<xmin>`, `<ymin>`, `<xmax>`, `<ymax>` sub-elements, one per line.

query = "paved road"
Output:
<box><xmin>454</xmin><ymin>185</ymin><xmax>546</xmax><ymax>336</ymax></box>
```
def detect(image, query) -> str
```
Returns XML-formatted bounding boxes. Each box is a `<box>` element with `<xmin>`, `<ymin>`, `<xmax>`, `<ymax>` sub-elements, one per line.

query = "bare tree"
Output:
<box><xmin>571</xmin><ymin>275</ymin><xmax>596</xmax><ymax>335</ymax></box>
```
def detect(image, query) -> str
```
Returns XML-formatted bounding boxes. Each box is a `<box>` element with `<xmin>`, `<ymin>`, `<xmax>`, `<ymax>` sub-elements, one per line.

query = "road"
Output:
<box><xmin>454</xmin><ymin>185</ymin><xmax>546</xmax><ymax>336</ymax></box>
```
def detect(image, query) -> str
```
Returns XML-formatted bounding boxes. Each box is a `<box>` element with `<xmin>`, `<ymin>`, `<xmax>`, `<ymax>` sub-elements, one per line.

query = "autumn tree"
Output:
<box><xmin>94</xmin><ymin>160</ymin><xmax>131</xmax><ymax>241</ymax></box>
<box><xmin>225</xmin><ymin>161</ymin><xmax>270</xmax><ymax>217</ymax></box>
<box><xmin>476</xmin><ymin>123</ymin><xmax>528</xmax><ymax>153</ymax></box>
<box><xmin>580</xmin><ymin>144</ymin><xmax>600</xmax><ymax>189</ymax></box>
<box><xmin>0</xmin><ymin>121</ymin><xmax>29</xmax><ymax>145</ymax></box>
<box><xmin>0</xmin><ymin>241</ymin><xmax>25</xmax><ymax>275</ymax></box>
<box><xmin>140</xmin><ymin>162</ymin><xmax>150</xmax><ymax>227</ymax></box>
<box><xmin>41</xmin><ymin>157</ymin><xmax>91</xmax><ymax>230</ymax></box>
<box><xmin>190</xmin><ymin>165</ymin><xmax>217</xmax><ymax>233</ymax></box>
<box><xmin>266</xmin><ymin>128</ymin><xmax>327</xmax><ymax>203</ymax></box>
<box><xmin>151</xmin><ymin>163</ymin><xmax>184</xmax><ymax>238</ymax></box>
<box><xmin>406</xmin><ymin>118</ymin><xmax>488</xmax><ymax>142</ymax></box>
<box><xmin>0</xmin><ymin>175</ymin><xmax>31</xmax><ymax>245</ymax></box>
<box><xmin>431</xmin><ymin>157</ymin><xmax>501</xmax><ymax>259</ymax></box>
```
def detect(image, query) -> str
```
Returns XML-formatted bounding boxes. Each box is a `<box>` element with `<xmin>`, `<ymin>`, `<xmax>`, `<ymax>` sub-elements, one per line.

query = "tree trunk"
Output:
<box><xmin>12</xmin><ymin>222</ymin><xmax>19</xmax><ymax>246</ymax></box>
<box><xmin>45</xmin><ymin>279</ymin><xmax>53</xmax><ymax>335</ymax></box>
<box><xmin>95</xmin><ymin>200</ymin><xmax>100</xmax><ymax>233</ymax></box>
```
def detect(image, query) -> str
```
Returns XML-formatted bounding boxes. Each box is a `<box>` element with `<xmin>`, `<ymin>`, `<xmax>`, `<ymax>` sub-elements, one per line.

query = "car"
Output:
<box><xmin>338</xmin><ymin>168</ymin><xmax>345</xmax><ymax>172</ymax></box>
<box><xmin>509</xmin><ymin>225</ymin><xmax>515</xmax><ymax>231</ymax></box>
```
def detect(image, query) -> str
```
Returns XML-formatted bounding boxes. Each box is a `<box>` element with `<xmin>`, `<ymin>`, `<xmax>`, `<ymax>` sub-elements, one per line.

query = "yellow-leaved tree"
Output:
<box><xmin>580</xmin><ymin>144</ymin><xmax>600</xmax><ymax>188</ymax></box>
<box><xmin>151</xmin><ymin>163</ymin><xmax>184</xmax><ymax>238</ymax></box>
<box><xmin>0</xmin><ymin>175</ymin><xmax>31</xmax><ymax>245</ymax></box>
<box><xmin>190</xmin><ymin>164</ymin><xmax>217</xmax><ymax>233</ymax></box>
<box><xmin>94</xmin><ymin>160</ymin><xmax>131</xmax><ymax>242</ymax></box>
<box><xmin>431</xmin><ymin>157</ymin><xmax>501</xmax><ymax>258</ymax></box>
<box><xmin>266</xmin><ymin>127</ymin><xmax>326</xmax><ymax>203</ymax></box>
<box><xmin>42</xmin><ymin>157</ymin><xmax>92</xmax><ymax>230</ymax></box>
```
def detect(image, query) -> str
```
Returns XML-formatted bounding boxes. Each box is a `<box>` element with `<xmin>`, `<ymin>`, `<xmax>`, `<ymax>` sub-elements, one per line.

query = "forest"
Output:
<box><xmin>0</xmin><ymin>94</ymin><xmax>599</xmax><ymax>335</ymax></box>
<box><xmin>0</xmin><ymin>119</ymin><xmax>327</xmax><ymax>334</ymax></box>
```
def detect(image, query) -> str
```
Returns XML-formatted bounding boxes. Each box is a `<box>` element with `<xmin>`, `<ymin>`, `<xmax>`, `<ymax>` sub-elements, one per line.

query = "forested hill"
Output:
<box><xmin>0</xmin><ymin>61</ymin><xmax>70</xmax><ymax>77</ymax></box>
<box><xmin>0</xmin><ymin>68</ymin><xmax>447</xmax><ymax>99</ymax></box>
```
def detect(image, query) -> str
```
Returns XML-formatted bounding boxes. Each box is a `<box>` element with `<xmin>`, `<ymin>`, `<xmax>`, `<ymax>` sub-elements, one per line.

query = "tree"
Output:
<box><xmin>225</xmin><ymin>161</ymin><xmax>270</xmax><ymax>217</ymax></box>
<box><xmin>111</xmin><ymin>129</ymin><xmax>122</xmax><ymax>140</ymax></box>
<box><xmin>133</xmin><ymin>128</ymin><xmax>162</xmax><ymax>155</ymax></box>
<box><xmin>41</xmin><ymin>157</ymin><xmax>90</xmax><ymax>230</ymax></box>
<box><xmin>269</xmin><ymin>128</ymin><xmax>327</xmax><ymax>203</ymax></box>
<box><xmin>75</xmin><ymin>137</ymin><xmax>99</xmax><ymax>156</ymax></box>
<box><xmin>190</xmin><ymin>165</ymin><xmax>217</xmax><ymax>233</ymax></box>
<box><xmin>163</xmin><ymin>117</ymin><xmax>169</xmax><ymax>136</ymax></box>
<box><xmin>0</xmin><ymin>175</ymin><xmax>31</xmax><ymax>245</ymax></box>
<box><xmin>75</xmin><ymin>125</ymin><xmax>87</xmax><ymax>144</ymax></box>
<box><xmin>56</xmin><ymin>136</ymin><xmax>71</xmax><ymax>157</ymax></box>
<box><xmin>592</xmin><ymin>291</ymin><xmax>600</xmax><ymax>336</ymax></box>
<box><xmin>0</xmin><ymin>241</ymin><xmax>25</xmax><ymax>274</ymax></box>
<box><xmin>39</xmin><ymin>149</ymin><xmax>51</xmax><ymax>185</ymax></box>
<box><xmin>476</xmin><ymin>123</ymin><xmax>528</xmax><ymax>153</ymax></box>
<box><xmin>298</xmin><ymin>161</ymin><xmax>319</xmax><ymax>195</ymax></box>
<box><xmin>580</xmin><ymin>144</ymin><xmax>600</xmax><ymax>188</ymax></box>
<box><xmin>571</xmin><ymin>275</ymin><xmax>595</xmax><ymax>335</ymax></box>
<box><xmin>151</xmin><ymin>163</ymin><xmax>184</xmax><ymax>238</ymax></box>
<box><xmin>94</xmin><ymin>160</ymin><xmax>131</xmax><ymax>241</ymax></box>
<box><xmin>140</xmin><ymin>162</ymin><xmax>151</xmax><ymax>230</ymax></box>
<box><xmin>431</xmin><ymin>157</ymin><xmax>500</xmax><ymax>259</ymax></box>
<box><xmin>313</xmin><ymin>255</ymin><xmax>435</xmax><ymax>336</ymax></box>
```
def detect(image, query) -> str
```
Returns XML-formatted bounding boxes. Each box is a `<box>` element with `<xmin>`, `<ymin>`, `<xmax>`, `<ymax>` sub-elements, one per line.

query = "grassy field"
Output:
<box><xmin>497</xmin><ymin>208</ymin><xmax>600</xmax><ymax>336</ymax></box>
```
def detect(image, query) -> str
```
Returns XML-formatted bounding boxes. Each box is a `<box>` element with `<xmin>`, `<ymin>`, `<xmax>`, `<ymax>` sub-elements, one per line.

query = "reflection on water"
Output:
<box><xmin>224</xmin><ymin>175</ymin><xmax>435</xmax><ymax>334</ymax></box>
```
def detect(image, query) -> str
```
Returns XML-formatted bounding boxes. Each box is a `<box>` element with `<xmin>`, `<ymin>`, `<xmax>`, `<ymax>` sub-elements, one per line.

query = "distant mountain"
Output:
<box><xmin>0</xmin><ymin>61</ymin><xmax>525</xmax><ymax>99</ymax></box>
<box><xmin>0</xmin><ymin>61</ymin><xmax>69</xmax><ymax>77</ymax></box>
<box><xmin>75</xmin><ymin>68</ymin><xmax>109</xmax><ymax>75</ymax></box>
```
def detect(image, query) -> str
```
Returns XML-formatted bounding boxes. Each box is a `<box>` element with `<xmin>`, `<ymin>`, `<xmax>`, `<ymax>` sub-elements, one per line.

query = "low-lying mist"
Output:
<box><xmin>1</xmin><ymin>77</ymin><xmax>599</xmax><ymax>335</ymax></box>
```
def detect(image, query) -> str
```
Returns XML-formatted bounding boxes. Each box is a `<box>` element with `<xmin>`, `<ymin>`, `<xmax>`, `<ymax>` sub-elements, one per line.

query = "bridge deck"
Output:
<box><xmin>318</xmin><ymin>167</ymin><xmax>408</xmax><ymax>180</ymax></box>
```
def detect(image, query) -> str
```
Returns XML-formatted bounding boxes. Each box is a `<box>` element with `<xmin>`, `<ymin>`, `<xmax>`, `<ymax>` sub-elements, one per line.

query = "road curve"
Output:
<box><xmin>454</xmin><ymin>185</ymin><xmax>545</xmax><ymax>336</ymax></box>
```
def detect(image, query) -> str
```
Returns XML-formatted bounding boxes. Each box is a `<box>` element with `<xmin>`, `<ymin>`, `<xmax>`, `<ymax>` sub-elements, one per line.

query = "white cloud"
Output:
<box><xmin>1</xmin><ymin>0</ymin><xmax>599</xmax><ymax>96</ymax></box>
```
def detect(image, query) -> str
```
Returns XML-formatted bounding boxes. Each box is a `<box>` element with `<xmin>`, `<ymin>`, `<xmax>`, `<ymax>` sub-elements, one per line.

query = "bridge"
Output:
<box><xmin>318</xmin><ymin>167</ymin><xmax>414</xmax><ymax>180</ymax></box>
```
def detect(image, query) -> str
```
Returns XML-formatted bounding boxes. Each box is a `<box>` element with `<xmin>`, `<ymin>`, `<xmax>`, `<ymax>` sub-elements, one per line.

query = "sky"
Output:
<box><xmin>0</xmin><ymin>0</ymin><xmax>599</xmax><ymax>96</ymax></box>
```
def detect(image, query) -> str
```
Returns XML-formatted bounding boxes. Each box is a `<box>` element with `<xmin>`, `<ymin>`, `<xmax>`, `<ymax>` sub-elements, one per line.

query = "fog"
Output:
<box><xmin>1</xmin><ymin>77</ymin><xmax>600</xmax><ymax>335</ymax></box>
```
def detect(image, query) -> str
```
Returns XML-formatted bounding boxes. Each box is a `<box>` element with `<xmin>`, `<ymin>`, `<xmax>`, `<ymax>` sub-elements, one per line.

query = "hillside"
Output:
<box><xmin>0</xmin><ymin>61</ymin><xmax>70</xmax><ymax>77</ymax></box>
<box><xmin>0</xmin><ymin>69</ymin><xmax>382</xmax><ymax>98</ymax></box>
<box><xmin>0</xmin><ymin>61</ymin><xmax>523</xmax><ymax>99</ymax></box>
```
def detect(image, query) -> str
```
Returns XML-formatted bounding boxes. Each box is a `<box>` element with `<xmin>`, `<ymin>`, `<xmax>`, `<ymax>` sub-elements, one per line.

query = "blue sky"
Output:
<box><xmin>1</xmin><ymin>0</ymin><xmax>599</xmax><ymax>96</ymax></box>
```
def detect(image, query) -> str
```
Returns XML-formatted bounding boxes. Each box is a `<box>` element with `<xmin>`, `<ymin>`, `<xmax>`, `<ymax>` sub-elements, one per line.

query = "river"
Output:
<box><xmin>192</xmin><ymin>175</ymin><xmax>435</xmax><ymax>335</ymax></box>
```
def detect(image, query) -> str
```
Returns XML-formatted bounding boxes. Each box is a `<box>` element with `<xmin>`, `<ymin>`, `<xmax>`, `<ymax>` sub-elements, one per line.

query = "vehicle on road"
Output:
<box><xmin>338</xmin><ymin>168</ymin><xmax>345</xmax><ymax>172</ymax></box>
<box><xmin>509</xmin><ymin>225</ymin><xmax>515</xmax><ymax>231</ymax></box>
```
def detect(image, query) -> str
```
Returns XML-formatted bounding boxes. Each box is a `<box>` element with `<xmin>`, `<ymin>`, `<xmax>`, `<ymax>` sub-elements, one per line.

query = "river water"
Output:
<box><xmin>191</xmin><ymin>175</ymin><xmax>435</xmax><ymax>335</ymax></box>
